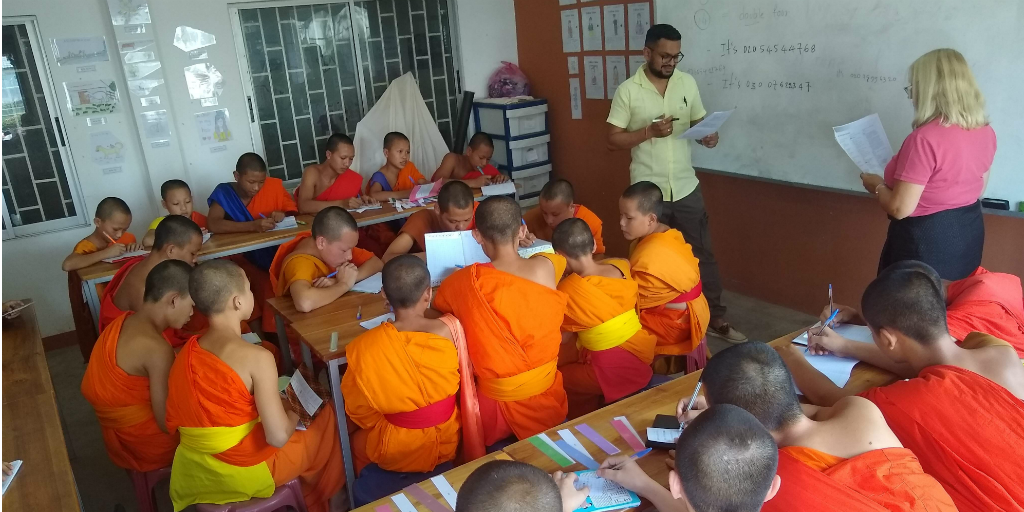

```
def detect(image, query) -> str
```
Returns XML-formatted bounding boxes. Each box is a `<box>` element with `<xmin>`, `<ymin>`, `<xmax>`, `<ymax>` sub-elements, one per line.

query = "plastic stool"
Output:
<box><xmin>195</xmin><ymin>479</ymin><xmax>307</xmax><ymax>512</ymax></box>
<box><xmin>127</xmin><ymin>466</ymin><xmax>171</xmax><ymax>512</ymax></box>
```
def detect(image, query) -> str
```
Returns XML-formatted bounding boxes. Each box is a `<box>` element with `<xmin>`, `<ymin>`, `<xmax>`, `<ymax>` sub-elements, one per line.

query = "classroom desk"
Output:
<box><xmin>352</xmin><ymin>452</ymin><xmax>514</xmax><ymax>512</ymax></box>
<box><xmin>500</xmin><ymin>331</ymin><xmax>898</xmax><ymax>510</ymax></box>
<box><xmin>2</xmin><ymin>302</ymin><xmax>84</xmax><ymax>511</ymax></box>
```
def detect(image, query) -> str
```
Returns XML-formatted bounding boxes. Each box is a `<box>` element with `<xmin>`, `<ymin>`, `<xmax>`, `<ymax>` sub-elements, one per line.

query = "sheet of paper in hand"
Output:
<box><xmin>572</xmin><ymin>470</ymin><xmax>641</xmax><ymax>512</ymax></box>
<box><xmin>284</xmin><ymin>366</ymin><xmax>330</xmax><ymax>427</ymax></box>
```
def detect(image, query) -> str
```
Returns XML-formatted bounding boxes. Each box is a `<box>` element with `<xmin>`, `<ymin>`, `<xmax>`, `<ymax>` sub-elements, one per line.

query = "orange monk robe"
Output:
<box><xmin>558</xmin><ymin>259</ymin><xmax>656</xmax><ymax>417</ymax></box>
<box><xmin>523</xmin><ymin>204</ymin><xmax>605</xmax><ymax>254</ymax></box>
<box><xmin>859</xmin><ymin>333</ymin><xmax>1024</xmax><ymax>512</ymax></box>
<box><xmin>98</xmin><ymin>256</ymin><xmax>147</xmax><ymax>335</ymax></box>
<box><xmin>628</xmin><ymin>229</ymin><xmax>710</xmax><ymax>356</ymax></box>
<box><xmin>364</xmin><ymin>162</ymin><xmax>426</xmax><ymax>195</ymax></box>
<box><xmin>80</xmin><ymin>313</ymin><xmax>178</xmax><ymax>472</ymax></box>
<box><xmin>434</xmin><ymin>254</ymin><xmax>569</xmax><ymax>445</ymax></box>
<box><xmin>342</xmin><ymin>322</ymin><xmax>460</xmax><ymax>474</ymax></box>
<box><xmin>763</xmin><ymin>446</ymin><xmax>957</xmax><ymax>512</ymax></box>
<box><xmin>946</xmin><ymin>267</ymin><xmax>1024</xmax><ymax>357</ymax></box>
<box><xmin>399</xmin><ymin>203</ymin><xmax>479</xmax><ymax>253</ymax></box>
<box><xmin>269</xmin><ymin>232</ymin><xmax>375</xmax><ymax>363</ymax></box>
<box><xmin>69</xmin><ymin>232</ymin><xmax>137</xmax><ymax>359</ymax></box>
<box><xmin>297</xmin><ymin>168</ymin><xmax>395</xmax><ymax>258</ymax></box>
<box><xmin>166</xmin><ymin>337</ymin><xmax>344</xmax><ymax>512</ymax></box>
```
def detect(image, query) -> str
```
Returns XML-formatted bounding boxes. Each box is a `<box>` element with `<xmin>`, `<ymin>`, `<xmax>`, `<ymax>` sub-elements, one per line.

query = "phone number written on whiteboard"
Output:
<box><xmin>720</xmin><ymin>39</ymin><xmax>816</xmax><ymax>57</ymax></box>
<box><xmin>721</xmin><ymin>74</ymin><xmax>812</xmax><ymax>92</ymax></box>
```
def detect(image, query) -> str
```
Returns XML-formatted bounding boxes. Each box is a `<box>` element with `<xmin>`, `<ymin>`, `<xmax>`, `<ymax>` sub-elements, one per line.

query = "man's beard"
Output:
<box><xmin>648</xmin><ymin>65</ymin><xmax>674</xmax><ymax>80</ymax></box>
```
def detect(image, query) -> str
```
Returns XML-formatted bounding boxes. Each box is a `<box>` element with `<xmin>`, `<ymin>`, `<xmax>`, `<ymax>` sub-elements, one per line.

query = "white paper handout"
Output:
<box><xmin>410</xmin><ymin>181</ymin><xmax>442</xmax><ymax>201</ymax></box>
<box><xmin>606</xmin><ymin>56</ymin><xmax>627</xmax><ymax>99</ymax></box>
<box><xmin>482</xmin><ymin>181</ymin><xmax>517</xmax><ymax>196</ymax></box>
<box><xmin>583</xmin><ymin>56</ymin><xmax>605</xmax><ymax>99</ymax></box>
<box><xmin>1</xmin><ymin>460</ymin><xmax>23</xmax><ymax>495</ymax></box>
<box><xmin>101</xmin><ymin>249</ymin><xmax>149</xmax><ymax>263</ymax></box>
<box><xmin>519</xmin><ymin>238</ymin><xmax>555</xmax><ymax>258</ymax></box>
<box><xmin>581</xmin><ymin>6</ymin><xmax>603</xmax><ymax>51</ymax></box>
<box><xmin>603</xmin><ymin>5</ymin><xmax>626</xmax><ymax>50</ymax></box>
<box><xmin>679</xmin><ymin>109</ymin><xmax>734</xmax><ymax>140</ymax></box>
<box><xmin>569</xmin><ymin>78</ymin><xmax>583</xmax><ymax>120</ymax></box>
<box><xmin>425</xmin><ymin>231</ymin><xmax>488</xmax><ymax>286</ymax></box>
<box><xmin>568</xmin><ymin>56</ymin><xmax>579</xmax><ymax>75</ymax></box>
<box><xmin>628</xmin><ymin>3</ymin><xmax>652</xmax><ymax>51</ymax></box>
<box><xmin>792</xmin><ymin>324</ymin><xmax>875</xmax><ymax>346</ymax></box>
<box><xmin>202</xmin><ymin>232</ymin><xmax>212</xmax><ymax>243</ymax></box>
<box><xmin>360</xmin><ymin>312</ymin><xmax>395</xmax><ymax>330</ymax></box>
<box><xmin>647</xmin><ymin>428</ymin><xmax>680</xmax><ymax>445</ymax></box>
<box><xmin>799</xmin><ymin>352</ymin><xmax>860</xmax><ymax>390</ymax></box>
<box><xmin>288</xmin><ymin>370</ymin><xmax>323</xmax><ymax>416</ymax></box>
<box><xmin>560</xmin><ymin>10</ymin><xmax>582</xmax><ymax>53</ymax></box>
<box><xmin>350</xmin><ymin>272</ymin><xmax>384</xmax><ymax>294</ymax></box>
<box><xmin>270</xmin><ymin>216</ymin><xmax>299</xmax><ymax>231</ymax></box>
<box><xmin>833</xmin><ymin>114</ymin><xmax>893</xmax><ymax>174</ymax></box>
<box><xmin>574</xmin><ymin>471</ymin><xmax>638</xmax><ymax>509</ymax></box>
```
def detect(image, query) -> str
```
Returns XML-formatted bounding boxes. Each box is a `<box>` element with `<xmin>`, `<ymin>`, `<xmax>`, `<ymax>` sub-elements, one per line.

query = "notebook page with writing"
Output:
<box><xmin>425</xmin><ymin>231</ymin><xmax>467</xmax><ymax>286</ymax></box>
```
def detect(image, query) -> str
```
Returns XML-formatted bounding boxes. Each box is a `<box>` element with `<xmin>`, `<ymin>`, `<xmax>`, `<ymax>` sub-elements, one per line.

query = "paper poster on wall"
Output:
<box><xmin>140</xmin><ymin>96</ymin><xmax>160</xmax><ymax>106</ymax></box>
<box><xmin>64</xmin><ymin>80</ymin><xmax>119</xmax><ymax>116</ymax></box>
<box><xmin>108</xmin><ymin>0</ymin><xmax>151</xmax><ymax>25</ymax></box>
<box><xmin>173</xmin><ymin>26</ymin><xmax>216</xmax><ymax>52</ymax></box>
<box><xmin>628</xmin><ymin>3</ymin><xmax>651</xmax><ymax>51</ymax></box>
<box><xmin>569</xmin><ymin>78</ymin><xmax>582</xmax><ymax>120</ymax></box>
<box><xmin>583</xmin><ymin>56</ymin><xmax>604</xmax><ymax>99</ymax></box>
<box><xmin>51</xmin><ymin>37</ymin><xmax>109</xmax><ymax>66</ymax></box>
<box><xmin>90</xmin><ymin>131</ymin><xmax>125</xmax><ymax>165</ymax></box>
<box><xmin>124</xmin><ymin>61</ymin><xmax>162</xmax><ymax>80</ymax></box>
<box><xmin>606</xmin><ymin>56</ymin><xmax>627</xmax><ymax>99</ymax></box>
<box><xmin>560</xmin><ymin>10</ymin><xmax>581</xmax><ymax>53</ymax></box>
<box><xmin>568</xmin><ymin>56</ymin><xmax>579</xmax><ymax>75</ymax></box>
<box><xmin>629</xmin><ymin>55</ymin><xmax>646</xmax><ymax>76</ymax></box>
<box><xmin>195</xmin><ymin>109</ymin><xmax>232</xmax><ymax>145</ymax></box>
<box><xmin>139</xmin><ymin>110</ymin><xmax>171</xmax><ymax>140</ymax></box>
<box><xmin>581</xmin><ymin>6</ymin><xmax>603</xmax><ymax>51</ymax></box>
<box><xmin>183</xmin><ymin>63</ymin><xmax>225</xmax><ymax>99</ymax></box>
<box><xmin>119</xmin><ymin>39</ymin><xmax>156</xmax><ymax>63</ymax></box>
<box><xmin>603</xmin><ymin>5</ymin><xmax>626</xmax><ymax>51</ymax></box>
<box><xmin>126</xmin><ymin>78</ymin><xmax>164</xmax><ymax>96</ymax></box>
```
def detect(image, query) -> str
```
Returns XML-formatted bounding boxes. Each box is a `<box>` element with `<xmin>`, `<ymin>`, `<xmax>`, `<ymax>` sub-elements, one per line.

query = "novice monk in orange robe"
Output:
<box><xmin>434</xmin><ymin>196</ymin><xmax>568</xmax><ymax>446</ymax></box>
<box><xmin>552</xmin><ymin>218</ymin><xmax>655</xmax><ymax>418</ymax></box>
<box><xmin>685</xmin><ymin>343</ymin><xmax>956</xmax><ymax>512</ymax></box>
<box><xmin>98</xmin><ymin>216</ymin><xmax>203</xmax><ymax>346</ymax></box>
<box><xmin>620</xmin><ymin>182</ymin><xmax>710</xmax><ymax>363</ymax></box>
<box><xmin>524</xmin><ymin>179</ymin><xmax>605</xmax><ymax>255</ymax></box>
<box><xmin>62</xmin><ymin>197</ymin><xmax>145</xmax><ymax>359</ymax></box>
<box><xmin>268</xmin><ymin>206</ymin><xmax>383</xmax><ymax>363</ymax></box>
<box><xmin>208</xmin><ymin>152</ymin><xmax>299</xmax><ymax>333</ymax></box>
<box><xmin>344</xmin><ymin>255</ymin><xmax>483</xmax><ymax>505</ymax></box>
<box><xmin>381</xmin><ymin>180</ymin><xmax>477</xmax><ymax>262</ymax></box>
<box><xmin>365</xmin><ymin>132</ymin><xmax>429</xmax><ymax>200</ymax></box>
<box><xmin>142</xmin><ymin>180</ymin><xmax>209</xmax><ymax>248</ymax></box>
<box><xmin>82</xmin><ymin>260</ymin><xmax>194</xmax><ymax>472</ymax></box>
<box><xmin>431</xmin><ymin>132</ymin><xmax>509</xmax><ymax>187</ymax></box>
<box><xmin>788</xmin><ymin>262</ymin><xmax>1024</xmax><ymax>512</ymax></box>
<box><xmin>166</xmin><ymin>260</ymin><xmax>344</xmax><ymax>512</ymax></box>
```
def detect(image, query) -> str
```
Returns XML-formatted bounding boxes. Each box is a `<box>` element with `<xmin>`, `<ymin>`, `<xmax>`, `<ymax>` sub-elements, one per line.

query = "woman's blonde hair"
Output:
<box><xmin>910</xmin><ymin>49</ymin><xmax>988</xmax><ymax>130</ymax></box>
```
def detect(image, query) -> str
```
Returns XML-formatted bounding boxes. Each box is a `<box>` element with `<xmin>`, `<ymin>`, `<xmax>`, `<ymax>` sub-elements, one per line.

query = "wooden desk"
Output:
<box><xmin>501</xmin><ymin>331</ymin><xmax>898</xmax><ymax>510</ymax></box>
<box><xmin>353</xmin><ymin>452</ymin><xmax>514</xmax><ymax>512</ymax></box>
<box><xmin>1</xmin><ymin>303</ymin><xmax>83</xmax><ymax>511</ymax></box>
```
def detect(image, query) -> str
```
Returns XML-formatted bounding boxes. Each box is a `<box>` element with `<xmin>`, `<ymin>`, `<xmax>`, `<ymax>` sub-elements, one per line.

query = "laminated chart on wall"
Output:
<box><xmin>606</xmin><ymin>56</ymin><xmax>627</xmax><ymax>99</ymax></box>
<box><xmin>569</xmin><ymin>78</ymin><xmax>582</xmax><ymax>119</ymax></box>
<box><xmin>173</xmin><ymin>26</ymin><xmax>216</xmax><ymax>52</ymax></box>
<box><xmin>139</xmin><ymin>110</ymin><xmax>171</xmax><ymax>140</ymax></box>
<box><xmin>583</xmin><ymin>56</ymin><xmax>605</xmax><ymax>99</ymax></box>
<box><xmin>119</xmin><ymin>39</ymin><xmax>156</xmax><ymax>63</ymax></box>
<box><xmin>90</xmin><ymin>131</ymin><xmax>126</xmax><ymax>165</ymax></box>
<box><xmin>568</xmin><ymin>56</ymin><xmax>579</xmax><ymax>75</ymax></box>
<box><xmin>64</xmin><ymin>80</ymin><xmax>120</xmax><ymax>116</ymax></box>
<box><xmin>627</xmin><ymin>3</ymin><xmax>651</xmax><ymax>51</ymax></box>
<box><xmin>581</xmin><ymin>6</ymin><xmax>603</xmax><ymax>51</ymax></box>
<box><xmin>603</xmin><ymin>5</ymin><xmax>626</xmax><ymax>51</ymax></box>
<box><xmin>561</xmin><ymin>10</ymin><xmax>582</xmax><ymax>53</ymax></box>
<box><xmin>183</xmin><ymin>63</ymin><xmax>225</xmax><ymax>99</ymax></box>
<box><xmin>107</xmin><ymin>0</ymin><xmax>151</xmax><ymax>25</ymax></box>
<box><xmin>195</xmin><ymin>109</ymin><xmax>232</xmax><ymax>145</ymax></box>
<box><xmin>51</xmin><ymin>37</ymin><xmax>109</xmax><ymax>66</ymax></box>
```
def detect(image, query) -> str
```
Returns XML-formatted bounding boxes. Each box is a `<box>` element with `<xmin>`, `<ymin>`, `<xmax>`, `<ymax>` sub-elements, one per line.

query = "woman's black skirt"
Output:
<box><xmin>878</xmin><ymin>201</ymin><xmax>984</xmax><ymax>281</ymax></box>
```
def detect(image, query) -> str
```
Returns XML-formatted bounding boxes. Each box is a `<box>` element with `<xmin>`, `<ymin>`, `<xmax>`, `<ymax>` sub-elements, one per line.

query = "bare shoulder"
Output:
<box><xmin>827</xmin><ymin>396</ymin><xmax>888</xmax><ymax>427</ymax></box>
<box><xmin>426</xmin><ymin>318</ymin><xmax>454</xmax><ymax>341</ymax></box>
<box><xmin>524</xmin><ymin>256</ymin><xmax>558</xmax><ymax>288</ymax></box>
<box><xmin>301</xmin><ymin>162</ymin><xmax>322</xmax><ymax>180</ymax></box>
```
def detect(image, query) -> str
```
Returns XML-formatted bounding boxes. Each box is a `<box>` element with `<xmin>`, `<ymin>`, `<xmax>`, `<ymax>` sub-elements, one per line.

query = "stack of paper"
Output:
<box><xmin>833</xmin><ymin>114</ymin><xmax>893</xmax><ymax>174</ymax></box>
<box><xmin>350</xmin><ymin>272</ymin><xmax>383</xmax><ymax>293</ymax></box>
<box><xmin>269</xmin><ymin>216</ymin><xmax>299</xmax><ymax>231</ymax></box>
<box><xmin>481</xmin><ymin>181</ymin><xmax>517</xmax><ymax>196</ymax></box>
<box><xmin>347</xmin><ymin>203</ymin><xmax>383</xmax><ymax>214</ymax></box>
<box><xmin>102</xmin><ymin>249</ymin><xmax>149</xmax><ymax>263</ymax></box>
<box><xmin>792</xmin><ymin>324</ymin><xmax>874</xmax><ymax>346</ymax></box>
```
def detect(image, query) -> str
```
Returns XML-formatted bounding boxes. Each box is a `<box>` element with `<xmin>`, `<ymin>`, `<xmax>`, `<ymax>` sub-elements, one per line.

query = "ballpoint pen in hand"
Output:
<box><xmin>679</xmin><ymin>380</ymin><xmax>703</xmax><ymax>432</ymax></box>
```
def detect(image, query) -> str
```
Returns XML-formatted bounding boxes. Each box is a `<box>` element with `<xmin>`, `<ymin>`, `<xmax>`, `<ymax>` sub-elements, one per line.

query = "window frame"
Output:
<box><xmin>1</xmin><ymin>16</ymin><xmax>89</xmax><ymax>239</ymax></box>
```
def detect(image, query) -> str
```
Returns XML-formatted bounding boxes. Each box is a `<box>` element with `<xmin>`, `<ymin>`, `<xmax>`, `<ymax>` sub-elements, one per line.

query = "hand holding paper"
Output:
<box><xmin>679</xmin><ymin>109</ymin><xmax>734</xmax><ymax>140</ymax></box>
<box><xmin>833</xmin><ymin>114</ymin><xmax>893</xmax><ymax>174</ymax></box>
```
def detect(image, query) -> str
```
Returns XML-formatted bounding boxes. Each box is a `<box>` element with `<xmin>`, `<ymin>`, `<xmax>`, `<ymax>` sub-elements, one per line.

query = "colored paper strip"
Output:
<box><xmin>611</xmin><ymin>419</ymin><xmax>647</xmax><ymax>452</ymax></box>
<box><xmin>558</xmin><ymin>429</ymin><xmax>595</xmax><ymax>460</ymax></box>
<box><xmin>614</xmin><ymin>416</ymin><xmax>642</xmax><ymax>441</ymax></box>
<box><xmin>528</xmin><ymin>435</ymin><xmax>575</xmax><ymax>467</ymax></box>
<box><xmin>538</xmin><ymin>433</ymin><xmax>573</xmax><ymax>460</ymax></box>
<box><xmin>575</xmin><ymin>423</ymin><xmax>621</xmax><ymax>455</ymax></box>
<box><xmin>404</xmin><ymin>484</ymin><xmax>451</xmax><ymax>512</ymax></box>
<box><xmin>375</xmin><ymin>505</ymin><xmax>394</xmax><ymax>512</ymax></box>
<box><xmin>391</xmin><ymin>494</ymin><xmax>418</xmax><ymax>512</ymax></box>
<box><xmin>430</xmin><ymin>475</ymin><xmax>458</xmax><ymax>510</ymax></box>
<box><xmin>555</xmin><ymin>440</ymin><xmax>600</xmax><ymax>470</ymax></box>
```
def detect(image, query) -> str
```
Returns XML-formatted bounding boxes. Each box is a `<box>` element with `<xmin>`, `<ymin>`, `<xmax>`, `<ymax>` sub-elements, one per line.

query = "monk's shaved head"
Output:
<box><xmin>153</xmin><ymin>215</ymin><xmax>203</xmax><ymax>251</ymax></box>
<box><xmin>143</xmin><ymin>260</ymin><xmax>192</xmax><ymax>303</ymax></box>
<box><xmin>311</xmin><ymin>206</ymin><xmax>358</xmax><ymax>241</ymax></box>
<box><xmin>160</xmin><ymin>179</ymin><xmax>191</xmax><ymax>199</ymax></box>
<box><xmin>383</xmin><ymin>131</ymin><xmax>409</xmax><ymax>150</ymax></box>
<box><xmin>882</xmin><ymin>260</ymin><xmax>945</xmax><ymax>300</ymax></box>
<box><xmin>468</xmin><ymin>132</ymin><xmax>494</xmax><ymax>150</ymax></box>
<box><xmin>862</xmin><ymin>262</ymin><xmax>948</xmax><ymax>344</ymax></box>
<box><xmin>676</xmin><ymin>404</ymin><xmax>779</xmax><ymax>512</ymax></box>
<box><xmin>474</xmin><ymin>196</ymin><xmax>522</xmax><ymax>244</ymax></box>
<box><xmin>382</xmin><ymin>255</ymin><xmax>431</xmax><ymax>310</ymax></box>
<box><xmin>552</xmin><ymin>218</ymin><xmax>594</xmax><ymax>259</ymax></box>
<box><xmin>96</xmin><ymin>197</ymin><xmax>132</xmax><ymax>220</ymax></box>
<box><xmin>189</xmin><ymin>260</ymin><xmax>247</xmax><ymax>316</ymax></box>
<box><xmin>437</xmin><ymin>180</ymin><xmax>474</xmax><ymax>213</ymax></box>
<box><xmin>622</xmin><ymin>181</ymin><xmax>664</xmax><ymax>219</ymax></box>
<box><xmin>456</xmin><ymin>460</ymin><xmax>561</xmax><ymax>512</ymax></box>
<box><xmin>236</xmin><ymin>152</ymin><xmax>268</xmax><ymax>176</ymax></box>
<box><xmin>702</xmin><ymin>343</ymin><xmax>803</xmax><ymax>431</ymax></box>
<box><xmin>325</xmin><ymin>133</ymin><xmax>354</xmax><ymax>152</ymax></box>
<box><xmin>540</xmin><ymin>179</ymin><xmax>574</xmax><ymax>205</ymax></box>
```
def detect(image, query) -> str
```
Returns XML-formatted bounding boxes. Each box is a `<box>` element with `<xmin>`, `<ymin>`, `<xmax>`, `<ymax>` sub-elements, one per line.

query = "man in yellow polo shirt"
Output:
<box><xmin>607</xmin><ymin>23</ymin><xmax>747</xmax><ymax>344</ymax></box>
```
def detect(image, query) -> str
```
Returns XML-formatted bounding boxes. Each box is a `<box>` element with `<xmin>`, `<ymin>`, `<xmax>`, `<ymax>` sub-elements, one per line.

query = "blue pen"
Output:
<box><xmin>828</xmin><ymin>284</ymin><xmax>834</xmax><ymax>328</ymax></box>
<box><xmin>631</xmin><ymin>448</ymin><xmax>652</xmax><ymax>460</ymax></box>
<box><xmin>326</xmin><ymin>270</ymin><xmax>338</xmax><ymax>278</ymax></box>
<box><xmin>408</xmin><ymin>176</ymin><xmax>416</xmax><ymax>186</ymax></box>
<box><xmin>259</xmin><ymin>213</ymin><xmax>266</xmax><ymax>219</ymax></box>
<box><xmin>816</xmin><ymin>309</ymin><xmax>840</xmax><ymax>336</ymax></box>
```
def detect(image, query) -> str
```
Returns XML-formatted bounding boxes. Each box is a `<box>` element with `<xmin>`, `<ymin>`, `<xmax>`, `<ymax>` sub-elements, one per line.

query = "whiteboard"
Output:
<box><xmin>655</xmin><ymin>0</ymin><xmax>1024</xmax><ymax>201</ymax></box>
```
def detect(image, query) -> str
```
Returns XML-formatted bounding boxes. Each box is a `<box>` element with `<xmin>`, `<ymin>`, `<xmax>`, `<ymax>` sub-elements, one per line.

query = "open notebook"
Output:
<box><xmin>424</xmin><ymin>230</ymin><xmax>553</xmax><ymax>286</ymax></box>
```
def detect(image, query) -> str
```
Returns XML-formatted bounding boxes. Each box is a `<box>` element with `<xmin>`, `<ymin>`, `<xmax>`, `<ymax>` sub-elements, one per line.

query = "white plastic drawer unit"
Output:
<box><xmin>491</xmin><ymin>133</ymin><xmax>551</xmax><ymax>170</ymax></box>
<box><xmin>510</xmin><ymin>162</ymin><xmax>552</xmax><ymax>201</ymax></box>
<box><xmin>474</xmin><ymin>98</ymin><xmax>549</xmax><ymax>139</ymax></box>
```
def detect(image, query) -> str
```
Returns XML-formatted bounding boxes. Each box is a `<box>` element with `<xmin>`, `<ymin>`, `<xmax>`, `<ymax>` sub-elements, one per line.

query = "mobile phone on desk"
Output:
<box><xmin>646</xmin><ymin>414</ymin><xmax>682</xmax><ymax>450</ymax></box>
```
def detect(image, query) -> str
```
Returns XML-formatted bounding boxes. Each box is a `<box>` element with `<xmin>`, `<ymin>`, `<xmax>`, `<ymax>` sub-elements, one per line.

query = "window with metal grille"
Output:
<box><xmin>234</xmin><ymin>0</ymin><xmax>462</xmax><ymax>183</ymax></box>
<box><xmin>2</xmin><ymin>19</ymin><xmax>85</xmax><ymax>238</ymax></box>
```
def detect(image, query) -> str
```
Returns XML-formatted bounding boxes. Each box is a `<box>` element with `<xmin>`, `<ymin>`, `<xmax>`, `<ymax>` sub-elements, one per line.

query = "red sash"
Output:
<box><xmin>669</xmin><ymin>280</ymin><xmax>703</xmax><ymax>304</ymax></box>
<box><xmin>383</xmin><ymin>395</ymin><xmax>457</xmax><ymax>429</ymax></box>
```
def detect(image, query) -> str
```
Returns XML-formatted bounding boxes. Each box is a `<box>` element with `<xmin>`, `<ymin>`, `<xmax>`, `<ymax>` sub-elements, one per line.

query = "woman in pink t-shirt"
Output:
<box><xmin>859</xmin><ymin>49</ymin><xmax>996</xmax><ymax>280</ymax></box>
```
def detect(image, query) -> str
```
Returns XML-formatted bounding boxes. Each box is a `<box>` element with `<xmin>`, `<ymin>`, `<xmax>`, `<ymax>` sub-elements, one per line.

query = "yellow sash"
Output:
<box><xmin>169</xmin><ymin>419</ymin><xmax>275</xmax><ymax>512</ymax></box>
<box><xmin>477</xmin><ymin>359</ymin><xmax>558</xmax><ymax>402</ymax></box>
<box><xmin>93</xmin><ymin>403</ymin><xmax>153</xmax><ymax>429</ymax></box>
<box><xmin>577</xmin><ymin>309</ymin><xmax>643</xmax><ymax>351</ymax></box>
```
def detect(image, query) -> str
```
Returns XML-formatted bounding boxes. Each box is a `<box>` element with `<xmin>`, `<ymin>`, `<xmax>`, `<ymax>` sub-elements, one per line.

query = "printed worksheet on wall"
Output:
<box><xmin>561</xmin><ymin>10</ymin><xmax>582</xmax><ymax>53</ymax></box>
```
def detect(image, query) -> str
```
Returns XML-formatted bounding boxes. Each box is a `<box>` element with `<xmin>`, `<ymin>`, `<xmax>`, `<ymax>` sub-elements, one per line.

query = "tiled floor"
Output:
<box><xmin>46</xmin><ymin>290</ymin><xmax>816</xmax><ymax>512</ymax></box>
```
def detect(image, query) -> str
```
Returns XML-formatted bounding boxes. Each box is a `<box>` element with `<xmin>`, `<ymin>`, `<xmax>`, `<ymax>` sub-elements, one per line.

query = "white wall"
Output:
<box><xmin>1</xmin><ymin>0</ymin><xmax>519</xmax><ymax>337</ymax></box>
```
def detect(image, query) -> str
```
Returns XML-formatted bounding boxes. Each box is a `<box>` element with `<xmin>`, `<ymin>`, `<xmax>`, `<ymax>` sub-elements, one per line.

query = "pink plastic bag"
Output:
<box><xmin>488</xmin><ymin>61</ymin><xmax>531</xmax><ymax>98</ymax></box>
